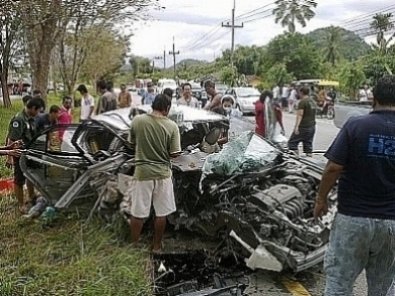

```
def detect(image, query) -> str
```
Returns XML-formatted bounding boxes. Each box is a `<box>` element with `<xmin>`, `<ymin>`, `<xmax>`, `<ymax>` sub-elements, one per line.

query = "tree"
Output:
<box><xmin>220</xmin><ymin>66</ymin><xmax>237</xmax><ymax>87</ymax></box>
<box><xmin>129</xmin><ymin>55</ymin><xmax>153</xmax><ymax>77</ymax></box>
<box><xmin>263</xmin><ymin>33</ymin><xmax>321</xmax><ymax>79</ymax></box>
<box><xmin>363</xmin><ymin>52</ymin><xmax>395</xmax><ymax>85</ymax></box>
<box><xmin>80</xmin><ymin>26</ymin><xmax>128</xmax><ymax>89</ymax></box>
<box><xmin>339</xmin><ymin>62</ymin><xmax>366</xmax><ymax>100</ymax></box>
<box><xmin>19</xmin><ymin>0</ymin><xmax>159</xmax><ymax>99</ymax></box>
<box><xmin>20</xmin><ymin>0</ymin><xmax>62</xmax><ymax>99</ymax></box>
<box><xmin>307</xmin><ymin>27</ymin><xmax>372</xmax><ymax>62</ymax></box>
<box><xmin>265</xmin><ymin>63</ymin><xmax>294</xmax><ymax>87</ymax></box>
<box><xmin>57</xmin><ymin>14</ymin><xmax>94</xmax><ymax>96</ymax></box>
<box><xmin>323</xmin><ymin>26</ymin><xmax>341</xmax><ymax>66</ymax></box>
<box><xmin>0</xmin><ymin>2</ymin><xmax>23</xmax><ymax>107</ymax></box>
<box><xmin>272</xmin><ymin>0</ymin><xmax>317</xmax><ymax>33</ymax></box>
<box><xmin>370</xmin><ymin>13</ymin><xmax>394</xmax><ymax>54</ymax></box>
<box><xmin>232</xmin><ymin>45</ymin><xmax>263</xmax><ymax>76</ymax></box>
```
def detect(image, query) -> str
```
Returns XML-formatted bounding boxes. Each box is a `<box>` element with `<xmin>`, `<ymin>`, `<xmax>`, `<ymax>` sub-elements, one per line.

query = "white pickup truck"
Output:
<box><xmin>333</xmin><ymin>101</ymin><xmax>372</xmax><ymax>129</ymax></box>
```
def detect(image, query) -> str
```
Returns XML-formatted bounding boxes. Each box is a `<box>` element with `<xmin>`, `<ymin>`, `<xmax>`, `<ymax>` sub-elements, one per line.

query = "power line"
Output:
<box><xmin>236</xmin><ymin>7</ymin><xmax>274</xmax><ymax>22</ymax></box>
<box><xmin>181</xmin><ymin>26</ymin><xmax>224</xmax><ymax>52</ymax></box>
<box><xmin>345</xmin><ymin>14</ymin><xmax>395</xmax><ymax>37</ymax></box>
<box><xmin>343</xmin><ymin>9</ymin><xmax>395</xmax><ymax>30</ymax></box>
<box><xmin>179</xmin><ymin>23</ymin><xmax>223</xmax><ymax>51</ymax></box>
<box><xmin>180</xmin><ymin>2</ymin><xmax>276</xmax><ymax>53</ymax></box>
<box><xmin>243</xmin><ymin>13</ymin><xmax>273</xmax><ymax>24</ymax></box>
<box><xmin>183</xmin><ymin>27</ymin><xmax>230</xmax><ymax>54</ymax></box>
<box><xmin>344</xmin><ymin>16</ymin><xmax>395</xmax><ymax>33</ymax></box>
<box><xmin>224</xmin><ymin>2</ymin><xmax>275</xmax><ymax>22</ymax></box>
<box><xmin>342</xmin><ymin>4</ymin><xmax>395</xmax><ymax>24</ymax></box>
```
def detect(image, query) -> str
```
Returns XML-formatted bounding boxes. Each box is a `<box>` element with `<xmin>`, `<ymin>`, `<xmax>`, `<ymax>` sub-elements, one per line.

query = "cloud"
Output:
<box><xmin>130</xmin><ymin>0</ymin><xmax>395</xmax><ymax>63</ymax></box>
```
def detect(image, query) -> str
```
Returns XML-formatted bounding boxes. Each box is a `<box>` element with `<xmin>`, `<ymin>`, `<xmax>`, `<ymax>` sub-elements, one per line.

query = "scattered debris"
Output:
<box><xmin>19</xmin><ymin>106</ymin><xmax>337</xmax><ymax>294</ymax></box>
<box><xmin>152</xmin><ymin>251</ymin><xmax>248</xmax><ymax>295</ymax></box>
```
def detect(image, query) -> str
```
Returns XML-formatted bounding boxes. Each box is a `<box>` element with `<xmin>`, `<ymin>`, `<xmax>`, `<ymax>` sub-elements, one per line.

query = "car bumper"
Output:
<box><xmin>240</xmin><ymin>104</ymin><xmax>255</xmax><ymax>113</ymax></box>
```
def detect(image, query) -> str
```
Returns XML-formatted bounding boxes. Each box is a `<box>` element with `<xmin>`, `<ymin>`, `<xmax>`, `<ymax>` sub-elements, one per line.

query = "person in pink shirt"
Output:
<box><xmin>58</xmin><ymin>96</ymin><xmax>73</xmax><ymax>141</ymax></box>
<box><xmin>58</xmin><ymin>96</ymin><xmax>73</xmax><ymax>125</ymax></box>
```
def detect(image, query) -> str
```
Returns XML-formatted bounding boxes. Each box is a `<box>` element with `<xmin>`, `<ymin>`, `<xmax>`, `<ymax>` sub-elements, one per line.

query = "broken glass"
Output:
<box><xmin>201</xmin><ymin>131</ymin><xmax>280</xmax><ymax>177</ymax></box>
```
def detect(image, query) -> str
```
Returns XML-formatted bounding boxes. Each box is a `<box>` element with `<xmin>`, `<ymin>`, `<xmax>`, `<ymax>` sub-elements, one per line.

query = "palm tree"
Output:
<box><xmin>324</xmin><ymin>26</ymin><xmax>342</xmax><ymax>66</ymax></box>
<box><xmin>272</xmin><ymin>0</ymin><xmax>317</xmax><ymax>34</ymax></box>
<box><xmin>370</xmin><ymin>13</ymin><xmax>394</xmax><ymax>54</ymax></box>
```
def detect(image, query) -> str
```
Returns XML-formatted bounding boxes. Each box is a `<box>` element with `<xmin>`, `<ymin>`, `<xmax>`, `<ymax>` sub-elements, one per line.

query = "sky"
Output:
<box><xmin>129</xmin><ymin>0</ymin><xmax>395</xmax><ymax>66</ymax></box>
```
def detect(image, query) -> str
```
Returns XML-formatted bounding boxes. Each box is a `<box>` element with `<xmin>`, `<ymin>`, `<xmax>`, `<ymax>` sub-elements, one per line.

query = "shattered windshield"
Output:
<box><xmin>202</xmin><ymin>131</ymin><xmax>280</xmax><ymax>177</ymax></box>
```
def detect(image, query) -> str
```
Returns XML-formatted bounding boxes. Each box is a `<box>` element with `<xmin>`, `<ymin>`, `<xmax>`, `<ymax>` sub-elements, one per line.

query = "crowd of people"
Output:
<box><xmin>3</xmin><ymin>81</ymin><xmax>134</xmax><ymax>214</ymax></box>
<box><xmin>272</xmin><ymin>83</ymin><xmax>337</xmax><ymax>116</ymax></box>
<box><xmin>4</xmin><ymin>75</ymin><xmax>395</xmax><ymax>296</ymax></box>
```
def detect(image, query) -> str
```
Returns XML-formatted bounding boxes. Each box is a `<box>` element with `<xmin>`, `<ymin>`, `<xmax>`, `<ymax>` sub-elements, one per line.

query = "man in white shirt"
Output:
<box><xmin>359</xmin><ymin>84</ymin><xmax>373</xmax><ymax>102</ymax></box>
<box><xmin>177</xmin><ymin>83</ymin><xmax>199</xmax><ymax>108</ymax></box>
<box><xmin>77</xmin><ymin>84</ymin><xmax>95</xmax><ymax>121</ymax></box>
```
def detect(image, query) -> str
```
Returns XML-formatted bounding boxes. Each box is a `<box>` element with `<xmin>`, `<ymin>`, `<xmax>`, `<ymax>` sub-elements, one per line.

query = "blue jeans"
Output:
<box><xmin>325</xmin><ymin>213</ymin><xmax>395</xmax><ymax>296</ymax></box>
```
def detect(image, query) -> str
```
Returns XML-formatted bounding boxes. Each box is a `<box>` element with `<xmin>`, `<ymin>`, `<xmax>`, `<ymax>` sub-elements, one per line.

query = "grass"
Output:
<box><xmin>0</xmin><ymin>94</ymin><xmax>81</xmax><ymax>177</ymax></box>
<box><xmin>0</xmin><ymin>195</ymin><xmax>152</xmax><ymax>296</ymax></box>
<box><xmin>1</xmin><ymin>94</ymin><xmax>152</xmax><ymax>295</ymax></box>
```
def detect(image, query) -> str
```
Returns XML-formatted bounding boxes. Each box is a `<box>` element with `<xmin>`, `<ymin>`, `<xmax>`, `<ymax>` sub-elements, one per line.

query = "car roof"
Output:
<box><xmin>92</xmin><ymin>105</ymin><xmax>226</xmax><ymax>131</ymax></box>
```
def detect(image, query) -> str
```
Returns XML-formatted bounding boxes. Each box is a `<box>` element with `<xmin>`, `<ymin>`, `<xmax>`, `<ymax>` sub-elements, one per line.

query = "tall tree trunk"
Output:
<box><xmin>30</xmin><ymin>52</ymin><xmax>51</xmax><ymax>100</ymax></box>
<box><xmin>22</xmin><ymin>0</ymin><xmax>61</xmax><ymax>102</ymax></box>
<box><xmin>0</xmin><ymin>73</ymin><xmax>12</xmax><ymax>108</ymax></box>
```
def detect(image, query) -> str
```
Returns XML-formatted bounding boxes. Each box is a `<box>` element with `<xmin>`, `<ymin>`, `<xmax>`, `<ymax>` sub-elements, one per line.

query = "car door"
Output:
<box><xmin>20</xmin><ymin>122</ymin><xmax>131</xmax><ymax>208</ymax></box>
<box><xmin>20</xmin><ymin>124</ymin><xmax>91</xmax><ymax>205</ymax></box>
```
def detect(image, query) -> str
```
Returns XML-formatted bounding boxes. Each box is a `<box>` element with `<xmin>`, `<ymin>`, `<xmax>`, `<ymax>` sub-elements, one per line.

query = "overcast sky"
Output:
<box><xmin>129</xmin><ymin>0</ymin><xmax>395</xmax><ymax>66</ymax></box>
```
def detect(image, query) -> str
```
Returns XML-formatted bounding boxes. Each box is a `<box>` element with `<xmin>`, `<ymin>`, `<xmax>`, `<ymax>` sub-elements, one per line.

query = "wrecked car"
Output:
<box><xmin>20</xmin><ymin>105</ymin><xmax>336</xmax><ymax>274</ymax></box>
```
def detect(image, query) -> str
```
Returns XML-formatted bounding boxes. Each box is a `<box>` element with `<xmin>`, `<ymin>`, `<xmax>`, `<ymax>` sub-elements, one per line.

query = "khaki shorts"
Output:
<box><xmin>130</xmin><ymin>177</ymin><xmax>176</xmax><ymax>218</ymax></box>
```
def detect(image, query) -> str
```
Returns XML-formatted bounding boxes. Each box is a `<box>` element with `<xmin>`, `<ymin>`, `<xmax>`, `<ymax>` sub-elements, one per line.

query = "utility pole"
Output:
<box><xmin>222</xmin><ymin>0</ymin><xmax>243</xmax><ymax>68</ymax></box>
<box><xmin>153</xmin><ymin>56</ymin><xmax>163</xmax><ymax>73</ymax></box>
<box><xmin>163</xmin><ymin>47</ymin><xmax>166</xmax><ymax>70</ymax></box>
<box><xmin>169</xmin><ymin>36</ymin><xmax>180</xmax><ymax>79</ymax></box>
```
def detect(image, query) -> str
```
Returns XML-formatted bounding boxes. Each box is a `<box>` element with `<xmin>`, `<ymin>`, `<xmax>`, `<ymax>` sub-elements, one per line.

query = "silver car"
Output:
<box><xmin>226</xmin><ymin>87</ymin><xmax>261</xmax><ymax>114</ymax></box>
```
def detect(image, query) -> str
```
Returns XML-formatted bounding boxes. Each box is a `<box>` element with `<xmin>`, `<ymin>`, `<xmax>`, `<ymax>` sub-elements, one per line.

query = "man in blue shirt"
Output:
<box><xmin>314</xmin><ymin>75</ymin><xmax>395</xmax><ymax>296</ymax></box>
<box><xmin>141</xmin><ymin>82</ymin><xmax>156</xmax><ymax>106</ymax></box>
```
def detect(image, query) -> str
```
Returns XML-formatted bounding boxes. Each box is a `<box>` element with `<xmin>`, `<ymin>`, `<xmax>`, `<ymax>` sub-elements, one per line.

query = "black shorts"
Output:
<box><xmin>14</xmin><ymin>157</ymin><xmax>26</xmax><ymax>186</ymax></box>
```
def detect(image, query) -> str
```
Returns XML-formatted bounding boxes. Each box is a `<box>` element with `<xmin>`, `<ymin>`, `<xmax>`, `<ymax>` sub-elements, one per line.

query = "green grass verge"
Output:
<box><xmin>0</xmin><ymin>195</ymin><xmax>152</xmax><ymax>296</ymax></box>
<box><xmin>1</xmin><ymin>95</ymin><xmax>151</xmax><ymax>295</ymax></box>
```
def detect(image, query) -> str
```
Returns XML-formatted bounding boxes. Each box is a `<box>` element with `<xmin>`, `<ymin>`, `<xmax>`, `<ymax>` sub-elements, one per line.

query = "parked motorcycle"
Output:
<box><xmin>316</xmin><ymin>98</ymin><xmax>335</xmax><ymax>119</ymax></box>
